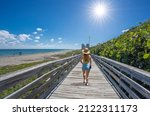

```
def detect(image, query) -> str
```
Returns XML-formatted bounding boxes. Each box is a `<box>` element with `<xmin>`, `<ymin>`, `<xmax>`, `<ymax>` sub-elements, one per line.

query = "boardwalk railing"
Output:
<box><xmin>0</xmin><ymin>55</ymin><xmax>81</xmax><ymax>99</ymax></box>
<box><xmin>92</xmin><ymin>55</ymin><xmax>150</xmax><ymax>99</ymax></box>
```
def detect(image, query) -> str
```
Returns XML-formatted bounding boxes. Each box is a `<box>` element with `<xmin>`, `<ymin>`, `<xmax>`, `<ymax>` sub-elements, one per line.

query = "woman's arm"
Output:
<box><xmin>89</xmin><ymin>55</ymin><xmax>92</xmax><ymax>66</ymax></box>
<box><xmin>80</xmin><ymin>55</ymin><xmax>83</xmax><ymax>64</ymax></box>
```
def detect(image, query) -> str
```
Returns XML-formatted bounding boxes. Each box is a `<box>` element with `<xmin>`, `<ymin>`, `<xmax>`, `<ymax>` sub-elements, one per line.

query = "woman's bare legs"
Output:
<box><xmin>85</xmin><ymin>70</ymin><xmax>90</xmax><ymax>85</ymax></box>
<box><xmin>82</xmin><ymin>70</ymin><xmax>86</xmax><ymax>83</ymax></box>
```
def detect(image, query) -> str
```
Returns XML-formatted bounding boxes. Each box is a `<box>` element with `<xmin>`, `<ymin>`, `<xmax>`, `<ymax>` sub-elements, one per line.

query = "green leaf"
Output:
<box><xmin>90</xmin><ymin>19</ymin><xmax>150</xmax><ymax>72</ymax></box>
<box><xmin>147</xmin><ymin>39</ymin><xmax>150</xmax><ymax>48</ymax></box>
<box><xmin>143</xmin><ymin>54</ymin><xmax>150</xmax><ymax>59</ymax></box>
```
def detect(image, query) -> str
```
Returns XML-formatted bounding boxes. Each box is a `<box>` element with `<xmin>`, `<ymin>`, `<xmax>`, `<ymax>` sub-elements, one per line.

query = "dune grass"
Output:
<box><xmin>0</xmin><ymin>50</ymin><xmax>81</xmax><ymax>76</ymax></box>
<box><xmin>0</xmin><ymin>50</ymin><xmax>81</xmax><ymax>98</ymax></box>
<box><xmin>0</xmin><ymin>76</ymin><xmax>37</xmax><ymax>99</ymax></box>
<box><xmin>0</xmin><ymin>60</ymin><xmax>50</xmax><ymax>76</ymax></box>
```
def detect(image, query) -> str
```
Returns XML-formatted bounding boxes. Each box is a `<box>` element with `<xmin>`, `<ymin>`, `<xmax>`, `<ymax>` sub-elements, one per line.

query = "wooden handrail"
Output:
<box><xmin>0</xmin><ymin>55</ymin><xmax>81</xmax><ymax>99</ymax></box>
<box><xmin>92</xmin><ymin>55</ymin><xmax>150</xmax><ymax>99</ymax></box>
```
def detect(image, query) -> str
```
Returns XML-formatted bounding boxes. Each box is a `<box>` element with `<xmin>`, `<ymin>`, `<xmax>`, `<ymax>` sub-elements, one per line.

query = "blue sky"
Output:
<box><xmin>0</xmin><ymin>0</ymin><xmax>150</xmax><ymax>49</ymax></box>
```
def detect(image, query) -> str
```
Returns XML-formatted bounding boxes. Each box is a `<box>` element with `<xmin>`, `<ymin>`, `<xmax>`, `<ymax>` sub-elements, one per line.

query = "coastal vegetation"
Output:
<box><xmin>0</xmin><ymin>50</ymin><xmax>81</xmax><ymax>76</ymax></box>
<box><xmin>90</xmin><ymin>19</ymin><xmax>150</xmax><ymax>72</ymax></box>
<box><xmin>0</xmin><ymin>75</ymin><xmax>37</xmax><ymax>98</ymax></box>
<box><xmin>0</xmin><ymin>50</ymin><xmax>81</xmax><ymax>98</ymax></box>
<box><xmin>0</xmin><ymin>61</ymin><xmax>49</xmax><ymax>76</ymax></box>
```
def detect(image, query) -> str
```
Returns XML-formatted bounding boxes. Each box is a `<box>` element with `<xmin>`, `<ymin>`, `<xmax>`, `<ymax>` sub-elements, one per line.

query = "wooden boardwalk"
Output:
<box><xmin>49</xmin><ymin>60</ymin><xmax>120</xmax><ymax>99</ymax></box>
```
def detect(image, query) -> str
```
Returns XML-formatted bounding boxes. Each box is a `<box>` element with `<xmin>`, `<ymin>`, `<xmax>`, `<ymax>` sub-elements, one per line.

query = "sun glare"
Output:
<box><xmin>88</xmin><ymin>0</ymin><xmax>112</xmax><ymax>23</ymax></box>
<box><xmin>93</xmin><ymin>4</ymin><xmax>107</xmax><ymax>17</ymax></box>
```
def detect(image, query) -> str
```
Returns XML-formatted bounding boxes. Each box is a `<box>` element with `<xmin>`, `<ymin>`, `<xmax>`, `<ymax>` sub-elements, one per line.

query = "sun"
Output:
<box><xmin>88</xmin><ymin>0</ymin><xmax>112</xmax><ymax>23</ymax></box>
<box><xmin>93</xmin><ymin>4</ymin><xmax>107</xmax><ymax>17</ymax></box>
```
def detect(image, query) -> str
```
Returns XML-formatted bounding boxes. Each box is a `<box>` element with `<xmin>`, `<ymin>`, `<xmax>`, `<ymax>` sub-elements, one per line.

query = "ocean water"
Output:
<box><xmin>0</xmin><ymin>49</ymin><xmax>66</xmax><ymax>56</ymax></box>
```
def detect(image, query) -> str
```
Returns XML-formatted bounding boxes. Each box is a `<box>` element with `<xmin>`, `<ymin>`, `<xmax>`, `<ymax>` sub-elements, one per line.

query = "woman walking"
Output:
<box><xmin>80</xmin><ymin>48</ymin><xmax>92</xmax><ymax>86</ymax></box>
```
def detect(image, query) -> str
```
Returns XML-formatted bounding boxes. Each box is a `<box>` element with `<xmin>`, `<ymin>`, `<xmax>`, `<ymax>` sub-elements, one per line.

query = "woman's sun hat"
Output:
<box><xmin>82</xmin><ymin>48</ymin><xmax>90</xmax><ymax>54</ymax></box>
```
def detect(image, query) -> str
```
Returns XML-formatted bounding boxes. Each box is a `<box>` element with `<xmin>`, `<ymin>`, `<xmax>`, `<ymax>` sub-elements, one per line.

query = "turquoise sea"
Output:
<box><xmin>0</xmin><ymin>49</ymin><xmax>66</xmax><ymax>56</ymax></box>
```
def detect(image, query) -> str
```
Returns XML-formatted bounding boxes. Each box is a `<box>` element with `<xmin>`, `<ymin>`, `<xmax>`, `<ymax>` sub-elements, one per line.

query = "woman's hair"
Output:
<box><xmin>83</xmin><ymin>54</ymin><xmax>90</xmax><ymax>62</ymax></box>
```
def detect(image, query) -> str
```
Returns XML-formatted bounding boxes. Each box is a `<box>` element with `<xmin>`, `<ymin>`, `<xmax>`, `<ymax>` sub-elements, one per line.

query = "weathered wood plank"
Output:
<box><xmin>93</xmin><ymin>55</ymin><xmax>150</xmax><ymax>99</ymax></box>
<box><xmin>49</xmin><ymin>60</ymin><xmax>120</xmax><ymax>99</ymax></box>
<box><xmin>3</xmin><ymin>55</ymin><xmax>80</xmax><ymax>99</ymax></box>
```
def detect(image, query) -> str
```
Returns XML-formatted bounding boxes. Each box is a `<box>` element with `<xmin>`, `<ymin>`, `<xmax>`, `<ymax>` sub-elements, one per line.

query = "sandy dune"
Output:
<box><xmin>0</xmin><ymin>50</ymin><xmax>70</xmax><ymax>67</ymax></box>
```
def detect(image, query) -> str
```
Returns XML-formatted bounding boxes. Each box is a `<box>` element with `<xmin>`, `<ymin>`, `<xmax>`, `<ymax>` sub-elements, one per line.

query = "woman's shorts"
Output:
<box><xmin>82</xmin><ymin>64</ymin><xmax>91</xmax><ymax>71</ymax></box>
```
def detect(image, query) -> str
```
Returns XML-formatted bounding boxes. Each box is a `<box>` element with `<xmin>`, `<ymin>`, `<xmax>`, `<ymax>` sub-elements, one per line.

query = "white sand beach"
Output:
<box><xmin>0</xmin><ymin>50</ymin><xmax>70</xmax><ymax>67</ymax></box>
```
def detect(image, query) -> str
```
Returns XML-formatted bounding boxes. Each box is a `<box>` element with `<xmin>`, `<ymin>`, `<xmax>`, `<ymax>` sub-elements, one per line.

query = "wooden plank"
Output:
<box><xmin>100</xmin><ymin>59</ymin><xmax>150</xmax><ymax>98</ymax></box>
<box><xmin>4</xmin><ymin>56</ymin><xmax>80</xmax><ymax>99</ymax></box>
<box><xmin>100</xmin><ymin>56</ymin><xmax>150</xmax><ymax>85</ymax></box>
<box><xmin>49</xmin><ymin>59</ymin><xmax>120</xmax><ymax>99</ymax></box>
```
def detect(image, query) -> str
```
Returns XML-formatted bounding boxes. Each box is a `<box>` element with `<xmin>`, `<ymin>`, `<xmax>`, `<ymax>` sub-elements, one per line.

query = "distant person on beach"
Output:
<box><xmin>80</xmin><ymin>48</ymin><xmax>92</xmax><ymax>86</ymax></box>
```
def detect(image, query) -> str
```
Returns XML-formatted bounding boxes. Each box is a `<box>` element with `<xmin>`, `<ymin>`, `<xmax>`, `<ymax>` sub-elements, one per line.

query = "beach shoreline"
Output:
<box><xmin>0</xmin><ymin>50</ymin><xmax>72</xmax><ymax>67</ymax></box>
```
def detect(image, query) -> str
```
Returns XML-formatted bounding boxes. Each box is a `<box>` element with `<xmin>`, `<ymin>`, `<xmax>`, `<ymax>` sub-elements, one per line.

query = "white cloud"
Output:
<box><xmin>58</xmin><ymin>41</ymin><xmax>62</xmax><ymax>44</ymax></box>
<box><xmin>8</xmin><ymin>41</ymin><xmax>18</xmax><ymax>46</ymax></box>
<box><xmin>122</xmin><ymin>29</ymin><xmax>129</xmax><ymax>33</ymax></box>
<box><xmin>36</xmin><ymin>28</ymin><xmax>43</xmax><ymax>32</ymax></box>
<box><xmin>0</xmin><ymin>29</ymin><xmax>50</xmax><ymax>48</ymax></box>
<box><xmin>0</xmin><ymin>31</ymin><xmax>21</xmax><ymax>48</ymax></box>
<box><xmin>0</xmin><ymin>40</ymin><xmax>5</xmax><ymax>44</ymax></box>
<box><xmin>0</xmin><ymin>30</ymin><xmax>32</xmax><ymax>48</ymax></box>
<box><xmin>0</xmin><ymin>30</ymin><xmax>16</xmax><ymax>40</ymax></box>
<box><xmin>50</xmin><ymin>38</ymin><xmax>54</xmax><ymax>43</ymax></box>
<box><xmin>34</xmin><ymin>40</ymin><xmax>39</xmax><ymax>43</ymax></box>
<box><xmin>35</xmin><ymin>36</ymin><xmax>40</xmax><ymax>39</ymax></box>
<box><xmin>33</xmin><ymin>32</ymin><xmax>37</xmax><ymax>34</ymax></box>
<box><xmin>18</xmin><ymin>34</ymin><xmax>31</xmax><ymax>42</ymax></box>
<box><xmin>0</xmin><ymin>30</ymin><xmax>80</xmax><ymax>49</ymax></box>
<box><xmin>58</xmin><ymin>37</ymin><xmax>62</xmax><ymax>40</ymax></box>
